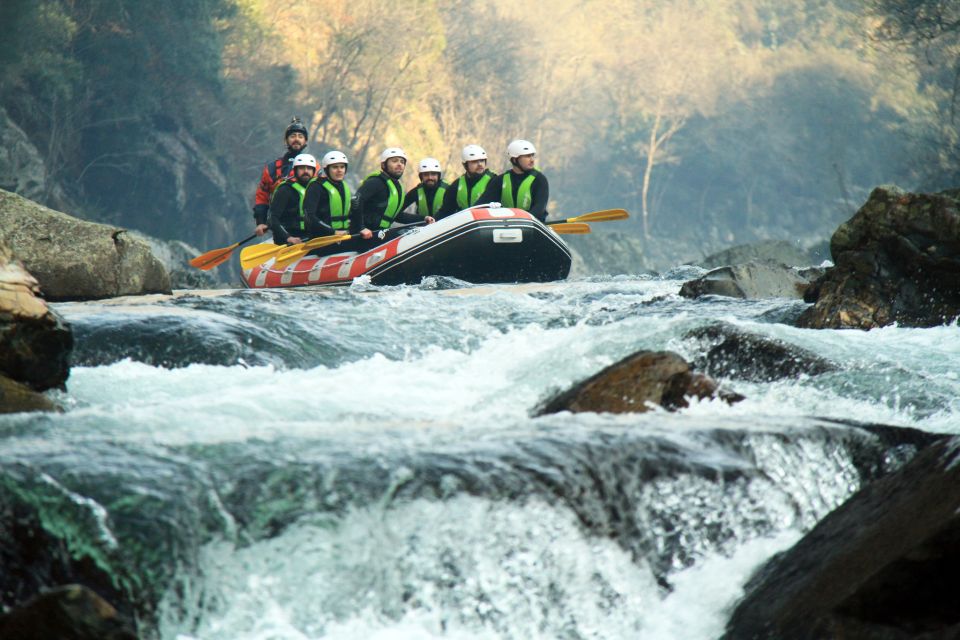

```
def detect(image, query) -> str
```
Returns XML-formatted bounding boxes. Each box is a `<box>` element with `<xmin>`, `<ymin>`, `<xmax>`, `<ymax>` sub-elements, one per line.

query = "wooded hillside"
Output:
<box><xmin>1</xmin><ymin>0</ymin><xmax>956</xmax><ymax>263</ymax></box>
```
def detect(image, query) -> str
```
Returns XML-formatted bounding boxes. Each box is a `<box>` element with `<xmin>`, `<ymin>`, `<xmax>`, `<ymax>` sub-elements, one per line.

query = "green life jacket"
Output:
<box><xmin>321</xmin><ymin>179</ymin><xmax>351</xmax><ymax>230</ymax></box>
<box><xmin>501</xmin><ymin>171</ymin><xmax>537</xmax><ymax>211</ymax></box>
<box><xmin>455</xmin><ymin>172</ymin><xmax>492</xmax><ymax>209</ymax></box>
<box><xmin>363</xmin><ymin>171</ymin><xmax>403</xmax><ymax>229</ymax></box>
<box><xmin>416</xmin><ymin>183</ymin><xmax>447</xmax><ymax>217</ymax></box>
<box><xmin>271</xmin><ymin>178</ymin><xmax>317</xmax><ymax>231</ymax></box>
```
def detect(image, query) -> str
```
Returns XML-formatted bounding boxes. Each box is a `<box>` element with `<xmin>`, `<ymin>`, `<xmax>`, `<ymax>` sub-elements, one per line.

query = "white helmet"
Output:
<box><xmin>461</xmin><ymin>144</ymin><xmax>488</xmax><ymax>162</ymax></box>
<box><xmin>418</xmin><ymin>157</ymin><xmax>442</xmax><ymax>174</ymax></box>
<box><xmin>379</xmin><ymin>147</ymin><xmax>408</xmax><ymax>163</ymax></box>
<box><xmin>292</xmin><ymin>153</ymin><xmax>318</xmax><ymax>169</ymax></box>
<box><xmin>507</xmin><ymin>139</ymin><xmax>537</xmax><ymax>159</ymax></box>
<box><xmin>321</xmin><ymin>150</ymin><xmax>349</xmax><ymax>169</ymax></box>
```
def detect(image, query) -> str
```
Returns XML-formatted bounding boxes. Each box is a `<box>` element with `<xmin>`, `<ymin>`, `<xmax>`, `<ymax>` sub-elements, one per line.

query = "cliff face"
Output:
<box><xmin>0</xmin><ymin>106</ymin><xmax>245</xmax><ymax>254</ymax></box>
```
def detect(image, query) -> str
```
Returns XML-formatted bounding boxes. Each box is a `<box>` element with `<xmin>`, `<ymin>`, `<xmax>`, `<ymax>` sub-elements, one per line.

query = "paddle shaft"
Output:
<box><xmin>190</xmin><ymin>233</ymin><xmax>258</xmax><ymax>269</ymax></box>
<box><xmin>546</xmin><ymin>208</ymin><xmax>628</xmax><ymax>225</ymax></box>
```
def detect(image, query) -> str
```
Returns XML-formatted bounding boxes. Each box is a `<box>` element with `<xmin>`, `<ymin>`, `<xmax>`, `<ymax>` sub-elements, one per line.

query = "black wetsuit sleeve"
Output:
<box><xmin>355</xmin><ymin>178</ymin><xmax>388</xmax><ymax>230</ymax></box>
<box><xmin>529</xmin><ymin>173</ymin><xmax>550</xmax><ymax>222</ymax></box>
<box><xmin>437</xmin><ymin>183</ymin><xmax>458</xmax><ymax>218</ymax></box>
<box><xmin>268</xmin><ymin>186</ymin><xmax>293</xmax><ymax>244</ymax></box>
<box><xmin>253</xmin><ymin>204</ymin><xmax>269</xmax><ymax>226</ymax></box>
<box><xmin>301</xmin><ymin>183</ymin><xmax>328</xmax><ymax>237</ymax></box>
<box><xmin>474</xmin><ymin>174</ymin><xmax>503</xmax><ymax>206</ymax></box>
<box><xmin>402</xmin><ymin>188</ymin><xmax>418</xmax><ymax>214</ymax></box>
<box><xmin>397</xmin><ymin>211</ymin><xmax>424</xmax><ymax>224</ymax></box>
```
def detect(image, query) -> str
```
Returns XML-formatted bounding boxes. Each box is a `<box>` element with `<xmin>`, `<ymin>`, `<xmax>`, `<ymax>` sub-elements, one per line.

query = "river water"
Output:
<box><xmin>2</xmin><ymin>271</ymin><xmax>958</xmax><ymax>639</ymax></box>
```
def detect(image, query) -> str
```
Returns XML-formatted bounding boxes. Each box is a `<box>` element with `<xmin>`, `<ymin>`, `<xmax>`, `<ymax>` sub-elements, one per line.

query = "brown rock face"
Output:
<box><xmin>723</xmin><ymin>435</ymin><xmax>960</xmax><ymax>640</ymax></box>
<box><xmin>536</xmin><ymin>350</ymin><xmax>742</xmax><ymax>415</ymax></box>
<box><xmin>0</xmin><ymin>188</ymin><xmax>170</xmax><ymax>301</ymax></box>
<box><xmin>0</xmin><ymin>241</ymin><xmax>71</xmax><ymax>393</ymax></box>
<box><xmin>0</xmin><ymin>584</ymin><xmax>137</xmax><ymax>640</ymax></box>
<box><xmin>798</xmin><ymin>186</ymin><xmax>960</xmax><ymax>329</ymax></box>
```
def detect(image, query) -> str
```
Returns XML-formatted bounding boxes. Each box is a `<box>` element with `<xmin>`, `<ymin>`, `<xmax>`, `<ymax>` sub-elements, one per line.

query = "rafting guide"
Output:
<box><xmin>252</xmin><ymin>118</ymin><xmax>309</xmax><ymax>238</ymax></box>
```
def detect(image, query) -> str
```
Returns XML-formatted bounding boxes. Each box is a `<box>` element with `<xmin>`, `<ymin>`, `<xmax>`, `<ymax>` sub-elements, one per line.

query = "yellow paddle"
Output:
<box><xmin>547</xmin><ymin>209</ymin><xmax>628</xmax><ymax>225</ymax></box>
<box><xmin>189</xmin><ymin>234</ymin><xmax>257</xmax><ymax>270</ymax></box>
<box><xmin>239</xmin><ymin>242</ymin><xmax>286</xmax><ymax>269</ymax></box>
<box><xmin>549</xmin><ymin>222</ymin><xmax>591</xmax><ymax>234</ymax></box>
<box><xmin>267</xmin><ymin>221</ymin><xmax>431</xmax><ymax>269</ymax></box>
<box><xmin>270</xmin><ymin>234</ymin><xmax>354</xmax><ymax>269</ymax></box>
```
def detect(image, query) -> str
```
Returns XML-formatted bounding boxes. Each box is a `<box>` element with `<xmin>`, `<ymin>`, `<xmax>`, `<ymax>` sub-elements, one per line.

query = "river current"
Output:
<box><xmin>2</xmin><ymin>271</ymin><xmax>958</xmax><ymax>639</ymax></box>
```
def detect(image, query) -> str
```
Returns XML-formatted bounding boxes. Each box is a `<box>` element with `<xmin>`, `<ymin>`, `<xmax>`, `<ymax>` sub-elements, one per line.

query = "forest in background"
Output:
<box><xmin>1</xmin><ymin>0</ymin><xmax>957</xmax><ymax>263</ymax></box>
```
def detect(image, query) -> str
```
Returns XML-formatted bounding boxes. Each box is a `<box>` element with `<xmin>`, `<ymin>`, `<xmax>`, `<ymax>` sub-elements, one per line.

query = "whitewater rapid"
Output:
<box><xmin>2</xmin><ymin>274</ymin><xmax>958</xmax><ymax>639</ymax></box>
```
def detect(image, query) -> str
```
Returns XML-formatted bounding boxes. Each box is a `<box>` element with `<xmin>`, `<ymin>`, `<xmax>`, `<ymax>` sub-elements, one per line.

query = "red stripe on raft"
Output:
<box><xmin>470</xmin><ymin>208</ymin><xmax>532</xmax><ymax>221</ymax></box>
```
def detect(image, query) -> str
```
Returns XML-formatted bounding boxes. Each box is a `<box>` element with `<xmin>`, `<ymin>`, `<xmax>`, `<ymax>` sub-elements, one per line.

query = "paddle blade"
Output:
<box><xmin>550</xmin><ymin>222</ymin><xmax>591</xmax><ymax>234</ymax></box>
<box><xmin>189</xmin><ymin>245</ymin><xmax>236</xmax><ymax>270</ymax></box>
<box><xmin>240</xmin><ymin>243</ymin><xmax>283</xmax><ymax>269</ymax></box>
<box><xmin>565</xmin><ymin>209</ymin><xmax>629</xmax><ymax>224</ymax></box>
<box><xmin>272</xmin><ymin>246</ymin><xmax>311</xmax><ymax>269</ymax></box>
<box><xmin>302</xmin><ymin>233</ymin><xmax>352</xmax><ymax>251</ymax></box>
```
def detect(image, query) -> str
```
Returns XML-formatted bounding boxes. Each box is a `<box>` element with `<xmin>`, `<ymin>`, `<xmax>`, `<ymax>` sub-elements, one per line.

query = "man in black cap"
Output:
<box><xmin>251</xmin><ymin>117</ymin><xmax>310</xmax><ymax>237</ymax></box>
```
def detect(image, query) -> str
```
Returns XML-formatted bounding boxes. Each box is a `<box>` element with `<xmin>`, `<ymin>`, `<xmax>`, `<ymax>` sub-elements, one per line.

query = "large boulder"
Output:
<box><xmin>0</xmin><ymin>240</ymin><xmax>71</xmax><ymax>406</ymax></box>
<box><xmin>697</xmin><ymin>239</ymin><xmax>821</xmax><ymax>269</ymax></box>
<box><xmin>535</xmin><ymin>350</ymin><xmax>742</xmax><ymax>415</ymax></box>
<box><xmin>679</xmin><ymin>260</ymin><xmax>816</xmax><ymax>299</ymax></box>
<box><xmin>798</xmin><ymin>186</ymin><xmax>960</xmax><ymax>329</ymax></box>
<box><xmin>0</xmin><ymin>189</ymin><xmax>171</xmax><ymax>300</ymax></box>
<box><xmin>0</xmin><ymin>585</ymin><xmax>136</xmax><ymax>640</ymax></box>
<box><xmin>723</xmin><ymin>435</ymin><xmax>960</xmax><ymax>639</ymax></box>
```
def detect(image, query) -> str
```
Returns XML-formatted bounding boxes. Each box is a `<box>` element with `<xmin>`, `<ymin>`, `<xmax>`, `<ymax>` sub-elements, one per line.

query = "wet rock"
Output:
<box><xmin>798</xmin><ymin>186</ymin><xmax>960</xmax><ymax>329</ymax></box>
<box><xmin>0</xmin><ymin>375</ymin><xmax>56</xmax><ymax>414</ymax></box>
<box><xmin>0</xmin><ymin>585</ymin><xmax>137</xmax><ymax>640</ymax></box>
<box><xmin>679</xmin><ymin>260</ymin><xmax>815</xmax><ymax>299</ymax></box>
<box><xmin>685</xmin><ymin>323</ymin><xmax>837</xmax><ymax>382</ymax></box>
<box><xmin>535</xmin><ymin>350</ymin><xmax>743</xmax><ymax>415</ymax></box>
<box><xmin>697</xmin><ymin>239</ymin><xmax>821</xmax><ymax>269</ymax></box>
<box><xmin>723</xmin><ymin>435</ymin><xmax>960</xmax><ymax>640</ymax></box>
<box><xmin>0</xmin><ymin>188</ymin><xmax>171</xmax><ymax>300</ymax></box>
<box><xmin>0</xmin><ymin>241</ymin><xmax>72</xmax><ymax>394</ymax></box>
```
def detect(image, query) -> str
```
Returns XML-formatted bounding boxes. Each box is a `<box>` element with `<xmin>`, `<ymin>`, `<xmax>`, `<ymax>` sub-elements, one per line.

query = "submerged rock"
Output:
<box><xmin>0</xmin><ymin>240</ymin><xmax>72</xmax><ymax>397</ymax></box>
<box><xmin>685</xmin><ymin>323</ymin><xmax>837</xmax><ymax>382</ymax></box>
<box><xmin>0</xmin><ymin>188</ymin><xmax>170</xmax><ymax>301</ymax></box>
<box><xmin>697</xmin><ymin>240</ymin><xmax>821</xmax><ymax>269</ymax></box>
<box><xmin>679</xmin><ymin>260</ymin><xmax>815</xmax><ymax>299</ymax></box>
<box><xmin>535</xmin><ymin>350</ymin><xmax>743</xmax><ymax>415</ymax></box>
<box><xmin>723</xmin><ymin>435</ymin><xmax>960</xmax><ymax>640</ymax></box>
<box><xmin>798</xmin><ymin>186</ymin><xmax>960</xmax><ymax>329</ymax></box>
<box><xmin>0</xmin><ymin>585</ymin><xmax>136</xmax><ymax>640</ymax></box>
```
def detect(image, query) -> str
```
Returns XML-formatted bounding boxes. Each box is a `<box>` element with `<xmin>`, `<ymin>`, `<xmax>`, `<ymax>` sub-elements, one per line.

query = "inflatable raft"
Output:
<box><xmin>240</xmin><ymin>207</ymin><xmax>572</xmax><ymax>288</ymax></box>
